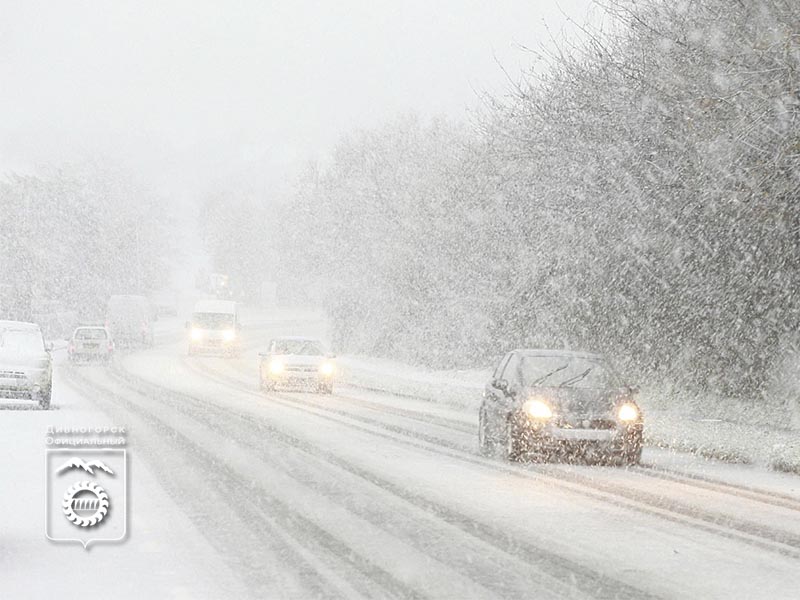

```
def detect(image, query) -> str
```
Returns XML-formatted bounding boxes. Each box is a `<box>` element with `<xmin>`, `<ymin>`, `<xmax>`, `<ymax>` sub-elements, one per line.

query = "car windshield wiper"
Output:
<box><xmin>528</xmin><ymin>364</ymin><xmax>569</xmax><ymax>386</ymax></box>
<box><xmin>558</xmin><ymin>368</ymin><xmax>593</xmax><ymax>388</ymax></box>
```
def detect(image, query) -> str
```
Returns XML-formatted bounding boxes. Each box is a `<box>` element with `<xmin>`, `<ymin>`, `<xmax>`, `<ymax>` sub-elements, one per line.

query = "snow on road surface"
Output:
<box><xmin>3</xmin><ymin>312</ymin><xmax>800</xmax><ymax>599</ymax></box>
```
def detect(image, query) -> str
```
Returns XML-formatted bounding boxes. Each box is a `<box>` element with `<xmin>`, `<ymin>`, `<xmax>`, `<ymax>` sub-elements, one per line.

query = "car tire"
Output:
<box><xmin>620</xmin><ymin>433</ymin><xmax>643</xmax><ymax>466</ymax></box>
<box><xmin>622</xmin><ymin>445</ymin><xmax>643</xmax><ymax>466</ymax></box>
<box><xmin>478</xmin><ymin>408</ymin><xmax>498</xmax><ymax>457</ymax></box>
<box><xmin>261</xmin><ymin>379</ymin><xmax>276</xmax><ymax>392</ymax></box>
<box><xmin>503</xmin><ymin>420</ymin><xmax>522</xmax><ymax>462</ymax></box>
<box><xmin>38</xmin><ymin>388</ymin><xmax>51</xmax><ymax>410</ymax></box>
<box><xmin>318</xmin><ymin>383</ymin><xmax>333</xmax><ymax>395</ymax></box>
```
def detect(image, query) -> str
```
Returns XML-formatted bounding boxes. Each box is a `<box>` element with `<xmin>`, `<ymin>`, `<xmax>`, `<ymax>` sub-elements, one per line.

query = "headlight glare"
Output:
<box><xmin>269</xmin><ymin>360</ymin><xmax>284</xmax><ymax>375</ymax></box>
<box><xmin>618</xmin><ymin>402</ymin><xmax>639</xmax><ymax>422</ymax></box>
<box><xmin>524</xmin><ymin>398</ymin><xmax>553</xmax><ymax>420</ymax></box>
<box><xmin>190</xmin><ymin>328</ymin><xmax>203</xmax><ymax>341</ymax></box>
<box><xmin>320</xmin><ymin>362</ymin><xmax>335</xmax><ymax>376</ymax></box>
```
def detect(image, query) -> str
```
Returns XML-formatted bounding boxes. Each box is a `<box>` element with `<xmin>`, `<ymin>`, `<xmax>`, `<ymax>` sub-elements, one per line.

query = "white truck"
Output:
<box><xmin>186</xmin><ymin>300</ymin><xmax>241</xmax><ymax>357</ymax></box>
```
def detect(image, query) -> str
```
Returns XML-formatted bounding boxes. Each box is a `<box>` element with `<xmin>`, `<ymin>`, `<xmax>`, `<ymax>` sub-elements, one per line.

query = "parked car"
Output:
<box><xmin>187</xmin><ymin>300</ymin><xmax>241</xmax><ymax>356</ymax></box>
<box><xmin>478</xmin><ymin>349</ymin><xmax>643</xmax><ymax>464</ymax></box>
<box><xmin>68</xmin><ymin>326</ymin><xmax>114</xmax><ymax>363</ymax></box>
<box><xmin>259</xmin><ymin>336</ymin><xmax>335</xmax><ymax>394</ymax></box>
<box><xmin>106</xmin><ymin>295</ymin><xmax>154</xmax><ymax>347</ymax></box>
<box><xmin>0</xmin><ymin>320</ymin><xmax>52</xmax><ymax>409</ymax></box>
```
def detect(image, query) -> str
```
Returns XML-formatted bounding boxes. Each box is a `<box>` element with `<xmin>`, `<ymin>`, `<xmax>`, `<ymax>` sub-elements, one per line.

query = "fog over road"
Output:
<box><xmin>5</xmin><ymin>311</ymin><xmax>798</xmax><ymax>599</ymax></box>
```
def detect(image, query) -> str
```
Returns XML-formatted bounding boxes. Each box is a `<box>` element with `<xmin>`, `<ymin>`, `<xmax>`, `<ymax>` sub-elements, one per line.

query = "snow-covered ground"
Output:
<box><xmin>0</xmin><ymin>353</ymin><xmax>248</xmax><ymax>600</ymax></box>
<box><xmin>2</xmin><ymin>309</ymin><xmax>800</xmax><ymax>599</ymax></box>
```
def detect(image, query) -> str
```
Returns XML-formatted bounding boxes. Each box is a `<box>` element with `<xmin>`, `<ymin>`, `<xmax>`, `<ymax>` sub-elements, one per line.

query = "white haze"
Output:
<box><xmin>0</xmin><ymin>0</ymin><xmax>596</xmax><ymax>197</ymax></box>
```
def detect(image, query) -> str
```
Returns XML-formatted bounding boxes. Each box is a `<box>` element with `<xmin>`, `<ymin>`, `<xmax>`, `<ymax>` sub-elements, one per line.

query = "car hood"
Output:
<box><xmin>523</xmin><ymin>386</ymin><xmax>622</xmax><ymax>418</ymax></box>
<box><xmin>275</xmin><ymin>355</ymin><xmax>327</xmax><ymax>367</ymax></box>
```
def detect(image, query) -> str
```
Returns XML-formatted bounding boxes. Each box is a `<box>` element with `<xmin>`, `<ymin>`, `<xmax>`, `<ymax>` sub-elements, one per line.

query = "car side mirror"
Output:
<box><xmin>626</xmin><ymin>384</ymin><xmax>640</xmax><ymax>395</ymax></box>
<box><xmin>494</xmin><ymin>378</ymin><xmax>509</xmax><ymax>392</ymax></box>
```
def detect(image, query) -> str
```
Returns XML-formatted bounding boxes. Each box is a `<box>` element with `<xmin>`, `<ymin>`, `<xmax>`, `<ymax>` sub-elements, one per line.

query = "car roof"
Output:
<box><xmin>0</xmin><ymin>320</ymin><xmax>41</xmax><ymax>331</ymax></box>
<box><xmin>513</xmin><ymin>348</ymin><xmax>605</xmax><ymax>360</ymax></box>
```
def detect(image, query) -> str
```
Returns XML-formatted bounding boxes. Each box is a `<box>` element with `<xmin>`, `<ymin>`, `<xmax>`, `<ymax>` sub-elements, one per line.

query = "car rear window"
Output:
<box><xmin>75</xmin><ymin>329</ymin><xmax>107</xmax><ymax>340</ymax></box>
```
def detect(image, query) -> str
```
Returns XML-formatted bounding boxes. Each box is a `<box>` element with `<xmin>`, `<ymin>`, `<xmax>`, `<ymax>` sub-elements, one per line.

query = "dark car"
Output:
<box><xmin>478</xmin><ymin>349</ymin><xmax>643</xmax><ymax>465</ymax></box>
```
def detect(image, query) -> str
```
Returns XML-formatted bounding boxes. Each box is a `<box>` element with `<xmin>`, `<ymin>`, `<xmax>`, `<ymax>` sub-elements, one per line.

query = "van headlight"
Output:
<box><xmin>190</xmin><ymin>328</ymin><xmax>203</xmax><ymax>341</ymax></box>
<box><xmin>523</xmin><ymin>398</ymin><xmax>553</xmax><ymax>420</ymax></box>
<box><xmin>618</xmin><ymin>403</ymin><xmax>639</xmax><ymax>422</ymax></box>
<box><xmin>320</xmin><ymin>362</ymin><xmax>335</xmax><ymax>376</ymax></box>
<box><xmin>222</xmin><ymin>329</ymin><xmax>236</xmax><ymax>342</ymax></box>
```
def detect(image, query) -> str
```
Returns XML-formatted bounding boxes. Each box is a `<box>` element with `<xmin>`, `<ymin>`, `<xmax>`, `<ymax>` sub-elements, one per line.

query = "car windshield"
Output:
<box><xmin>193</xmin><ymin>312</ymin><xmax>234</xmax><ymax>329</ymax></box>
<box><xmin>518</xmin><ymin>355</ymin><xmax>617</xmax><ymax>389</ymax></box>
<box><xmin>75</xmin><ymin>329</ymin><xmax>107</xmax><ymax>340</ymax></box>
<box><xmin>272</xmin><ymin>340</ymin><xmax>324</xmax><ymax>356</ymax></box>
<box><xmin>0</xmin><ymin>330</ymin><xmax>44</xmax><ymax>354</ymax></box>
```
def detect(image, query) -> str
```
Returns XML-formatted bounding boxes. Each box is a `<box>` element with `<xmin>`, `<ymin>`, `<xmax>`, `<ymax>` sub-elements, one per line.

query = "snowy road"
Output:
<box><xmin>4</xmin><ymin>315</ymin><xmax>800</xmax><ymax>599</ymax></box>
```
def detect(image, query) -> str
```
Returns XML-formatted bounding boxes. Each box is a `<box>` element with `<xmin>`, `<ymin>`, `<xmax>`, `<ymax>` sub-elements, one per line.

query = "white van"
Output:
<box><xmin>187</xmin><ymin>300</ymin><xmax>240</xmax><ymax>356</ymax></box>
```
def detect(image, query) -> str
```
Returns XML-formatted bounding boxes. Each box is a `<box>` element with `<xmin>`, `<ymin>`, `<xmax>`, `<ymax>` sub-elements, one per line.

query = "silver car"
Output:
<box><xmin>68</xmin><ymin>326</ymin><xmax>114</xmax><ymax>363</ymax></box>
<box><xmin>0</xmin><ymin>321</ymin><xmax>53</xmax><ymax>409</ymax></box>
<box><xmin>259</xmin><ymin>337</ymin><xmax>336</xmax><ymax>394</ymax></box>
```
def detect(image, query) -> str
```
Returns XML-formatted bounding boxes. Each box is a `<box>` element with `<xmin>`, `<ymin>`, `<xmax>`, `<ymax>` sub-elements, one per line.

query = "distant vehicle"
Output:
<box><xmin>106</xmin><ymin>295</ymin><xmax>154</xmax><ymax>347</ymax></box>
<box><xmin>478</xmin><ymin>349</ymin><xmax>643</xmax><ymax>465</ymax></box>
<box><xmin>150</xmin><ymin>290</ymin><xmax>178</xmax><ymax>318</ymax></box>
<box><xmin>259</xmin><ymin>336</ymin><xmax>335</xmax><ymax>394</ymax></box>
<box><xmin>209</xmin><ymin>273</ymin><xmax>232</xmax><ymax>298</ymax></box>
<box><xmin>68</xmin><ymin>326</ymin><xmax>114</xmax><ymax>363</ymax></box>
<box><xmin>0</xmin><ymin>321</ymin><xmax>52</xmax><ymax>409</ymax></box>
<box><xmin>187</xmin><ymin>300</ymin><xmax>240</xmax><ymax>356</ymax></box>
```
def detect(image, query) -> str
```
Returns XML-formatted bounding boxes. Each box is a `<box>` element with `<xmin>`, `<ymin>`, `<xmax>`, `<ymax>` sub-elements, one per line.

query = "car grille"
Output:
<box><xmin>0</xmin><ymin>385</ymin><xmax>31</xmax><ymax>399</ymax></box>
<box><xmin>560</xmin><ymin>418</ymin><xmax>617</xmax><ymax>430</ymax></box>
<box><xmin>286</xmin><ymin>365</ymin><xmax>317</xmax><ymax>373</ymax></box>
<box><xmin>0</xmin><ymin>370</ymin><xmax>26</xmax><ymax>379</ymax></box>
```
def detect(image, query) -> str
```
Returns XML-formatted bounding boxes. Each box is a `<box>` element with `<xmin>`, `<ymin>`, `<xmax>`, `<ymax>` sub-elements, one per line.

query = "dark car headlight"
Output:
<box><xmin>617</xmin><ymin>403</ymin><xmax>639</xmax><ymax>422</ymax></box>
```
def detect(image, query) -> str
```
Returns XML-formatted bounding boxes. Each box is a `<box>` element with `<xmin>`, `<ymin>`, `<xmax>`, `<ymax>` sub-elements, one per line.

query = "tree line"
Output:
<box><xmin>0</xmin><ymin>163</ymin><xmax>171</xmax><ymax>322</ymax></box>
<box><xmin>209</xmin><ymin>0</ymin><xmax>800</xmax><ymax>412</ymax></box>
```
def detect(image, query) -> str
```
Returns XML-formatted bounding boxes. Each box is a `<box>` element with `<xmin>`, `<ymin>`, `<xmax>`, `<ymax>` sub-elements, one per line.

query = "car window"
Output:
<box><xmin>500</xmin><ymin>353</ymin><xmax>523</xmax><ymax>386</ymax></box>
<box><xmin>492</xmin><ymin>353</ymin><xmax>512</xmax><ymax>379</ymax></box>
<box><xmin>192</xmin><ymin>312</ymin><xmax>235</xmax><ymax>329</ymax></box>
<box><xmin>75</xmin><ymin>329</ymin><xmax>107</xmax><ymax>340</ymax></box>
<box><xmin>272</xmin><ymin>340</ymin><xmax>324</xmax><ymax>355</ymax></box>
<box><xmin>518</xmin><ymin>355</ymin><xmax>618</xmax><ymax>389</ymax></box>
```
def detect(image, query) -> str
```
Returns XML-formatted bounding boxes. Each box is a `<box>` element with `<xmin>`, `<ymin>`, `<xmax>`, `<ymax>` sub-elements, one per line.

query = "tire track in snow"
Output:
<box><xmin>117</xmin><ymin>355</ymin><xmax>667</xmax><ymax>600</ymax></box>
<box><xmin>191</xmin><ymin>357</ymin><xmax>800</xmax><ymax>560</ymax></box>
<box><xmin>64</xmin><ymin>365</ymin><xmax>420</xmax><ymax>600</ymax></box>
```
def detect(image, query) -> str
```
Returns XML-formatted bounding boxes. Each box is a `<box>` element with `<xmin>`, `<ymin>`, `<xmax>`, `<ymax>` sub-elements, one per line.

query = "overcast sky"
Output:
<box><xmin>0</xmin><ymin>0</ymin><xmax>597</xmax><ymax>197</ymax></box>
